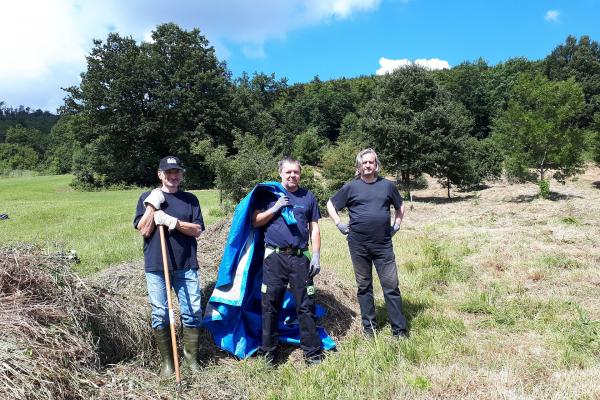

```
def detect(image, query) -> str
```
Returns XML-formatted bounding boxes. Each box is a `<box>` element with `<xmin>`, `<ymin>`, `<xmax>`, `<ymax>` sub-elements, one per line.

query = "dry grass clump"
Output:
<box><xmin>0</xmin><ymin>245</ymin><xmax>154</xmax><ymax>399</ymax></box>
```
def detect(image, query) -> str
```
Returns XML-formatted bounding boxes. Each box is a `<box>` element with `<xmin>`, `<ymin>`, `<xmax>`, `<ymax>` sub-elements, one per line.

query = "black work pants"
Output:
<box><xmin>260</xmin><ymin>251</ymin><xmax>322</xmax><ymax>357</ymax></box>
<box><xmin>347</xmin><ymin>236</ymin><xmax>407</xmax><ymax>334</ymax></box>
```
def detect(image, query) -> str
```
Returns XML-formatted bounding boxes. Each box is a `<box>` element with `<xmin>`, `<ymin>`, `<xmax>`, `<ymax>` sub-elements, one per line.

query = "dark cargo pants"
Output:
<box><xmin>260</xmin><ymin>250</ymin><xmax>322</xmax><ymax>357</ymax></box>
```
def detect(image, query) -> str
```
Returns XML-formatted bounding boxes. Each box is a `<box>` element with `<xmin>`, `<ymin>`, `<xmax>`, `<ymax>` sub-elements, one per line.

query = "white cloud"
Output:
<box><xmin>376</xmin><ymin>57</ymin><xmax>450</xmax><ymax>75</ymax></box>
<box><xmin>544</xmin><ymin>10</ymin><xmax>560</xmax><ymax>22</ymax></box>
<box><xmin>0</xmin><ymin>0</ymin><xmax>383</xmax><ymax>110</ymax></box>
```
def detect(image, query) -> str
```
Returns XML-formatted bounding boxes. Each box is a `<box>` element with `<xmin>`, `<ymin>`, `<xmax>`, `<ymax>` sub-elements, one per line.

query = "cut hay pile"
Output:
<box><xmin>0</xmin><ymin>245</ymin><xmax>152</xmax><ymax>399</ymax></box>
<box><xmin>0</xmin><ymin>219</ymin><xmax>363</xmax><ymax>399</ymax></box>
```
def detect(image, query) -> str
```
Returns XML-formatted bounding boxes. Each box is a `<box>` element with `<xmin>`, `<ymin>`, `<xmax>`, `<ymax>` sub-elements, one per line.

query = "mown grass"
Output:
<box><xmin>0</xmin><ymin>174</ymin><xmax>220</xmax><ymax>274</ymax></box>
<box><xmin>2</xmin><ymin>172</ymin><xmax>600</xmax><ymax>398</ymax></box>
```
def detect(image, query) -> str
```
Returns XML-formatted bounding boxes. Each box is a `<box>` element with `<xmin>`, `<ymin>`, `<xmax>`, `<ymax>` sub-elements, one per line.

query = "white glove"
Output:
<box><xmin>336</xmin><ymin>222</ymin><xmax>349</xmax><ymax>235</ymax></box>
<box><xmin>144</xmin><ymin>188</ymin><xmax>165</xmax><ymax>210</ymax></box>
<box><xmin>154</xmin><ymin>210</ymin><xmax>178</xmax><ymax>231</ymax></box>
<box><xmin>391</xmin><ymin>223</ymin><xmax>401</xmax><ymax>237</ymax></box>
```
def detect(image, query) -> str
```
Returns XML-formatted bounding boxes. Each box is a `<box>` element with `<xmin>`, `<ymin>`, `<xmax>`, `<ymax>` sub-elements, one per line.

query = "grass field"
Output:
<box><xmin>1</xmin><ymin>170</ymin><xmax>599</xmax><ymax>399</ymax></box>
<box><xmin>0</xmin><ymin>175</ymin><xmax>220</xmax><ymax>274</ymax></box>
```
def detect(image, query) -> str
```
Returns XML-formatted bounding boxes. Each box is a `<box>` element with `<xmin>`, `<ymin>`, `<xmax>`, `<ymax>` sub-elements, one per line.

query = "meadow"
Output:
<box><xmin>1</xmin><ymin>170</ymin><xmax>599</xmax><ymax>399</ymax></box>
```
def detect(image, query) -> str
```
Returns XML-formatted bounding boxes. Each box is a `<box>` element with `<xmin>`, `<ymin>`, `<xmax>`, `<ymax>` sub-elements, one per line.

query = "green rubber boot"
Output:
<box><xmin>182</xmin><ymin>327</ymin><xmax>201</xmax><ymax>372</ymax></box>
<box><xmin>154</xmin><ymin>328</ymin><xmax>175</xmax><ymax>378</ymax></box>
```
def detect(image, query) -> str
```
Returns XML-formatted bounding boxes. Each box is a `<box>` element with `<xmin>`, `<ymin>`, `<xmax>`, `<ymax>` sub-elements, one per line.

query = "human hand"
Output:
<box><xmin>391</xmin><ymin>223</ymin><xmax>401</xmax><ymax>237</ymax></box>
<box><xmin>144</xmin><ymin>188</ymin><xmax>165</xmax><ymax>210</ymax></box>
<box><xmin>269</xmin><ymin>196</ymin><xmax>290</xmax><ymax>215</ymax></box>
<box><xmin>309</xmin><ymin>251</ymin><xmax>321</xmax><ymax>278</ymax></box>
<box><xmin>154</xmin><ymin>210</ymin><xmax>178</xmax><ymax>230</ymax></box>
<box><xmin>336</xmin><ymin>222</ymin><xmax>349</xmax><ymax>235</ymax></box>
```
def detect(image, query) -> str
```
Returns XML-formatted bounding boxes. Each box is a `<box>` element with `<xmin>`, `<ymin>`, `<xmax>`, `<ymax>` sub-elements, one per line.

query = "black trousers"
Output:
<box><xmin>260</xmin><ymin>251</ymin><xmax>322</xmax><ymax>357</ymax></box>
<box><xmin>347</xmin><ymin>236</ymin><xmax>408</xmax><ymax>334</ymax></box>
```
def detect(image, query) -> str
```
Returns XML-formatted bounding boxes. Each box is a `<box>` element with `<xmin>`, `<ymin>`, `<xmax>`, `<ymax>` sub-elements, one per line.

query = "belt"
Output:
<box><xmin>266</xmin><ymin>245</ymin><xmax>307</xmax><ymax>256</ymax></box>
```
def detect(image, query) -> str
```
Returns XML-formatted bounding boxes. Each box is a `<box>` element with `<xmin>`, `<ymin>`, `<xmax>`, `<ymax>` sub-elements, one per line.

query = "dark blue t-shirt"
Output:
<box><xmin>255</xmin><ymin>187</ymin><xmax>321</xmax><ymax>249</ymax></box>
<box><xmin>330</xmin><ymin>177</ymin><xmax>402</xmax><ymax>244</ymax></box>
<box><xmin>133</xmin><ymin>190</ymin><xmax>204</xmax><ymax>272</ymax></box>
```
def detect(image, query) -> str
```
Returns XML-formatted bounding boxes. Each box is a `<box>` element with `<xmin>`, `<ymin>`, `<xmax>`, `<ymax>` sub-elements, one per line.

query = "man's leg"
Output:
<box><xmin>372</xmin><ymin>243</ymin><xmax>408</xmax><ymax>335</ymax></box>
<box><xmin>145</xmin><ymin>271</ymin><xmax>174</xmax><ymax>376</ymax></box>
<box><xmin>347</xmin><ymin>238</ymin><xmax>377</xmax><ymax>335</ymax></box>
<box><xmin>289</xmin><ymin>254</ymin><xmax>322</xmax><ymax>360</ymax></box>
<box><xmin>173</xmin><ymin>268</ymin><xmax>203</xmax><ymax>371</ymax></box>
<box><xmin>260</xmin><ymin>252</ymin><xmax>287</xmax><ymax>354</ymax></box>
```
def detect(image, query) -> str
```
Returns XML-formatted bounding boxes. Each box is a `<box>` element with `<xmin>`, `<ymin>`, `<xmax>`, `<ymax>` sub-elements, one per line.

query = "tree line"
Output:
<box><xmin>2</xmin><ymin>24</ymin><xmax>599</xmax><ymax>202</ymax></box>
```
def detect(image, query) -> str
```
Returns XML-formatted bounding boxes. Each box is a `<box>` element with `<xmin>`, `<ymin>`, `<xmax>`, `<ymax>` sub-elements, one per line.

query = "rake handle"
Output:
<box><xmin>159</xmin><ymin>225</ymin><xmax>181</xmax><ymax>383</ymax></box>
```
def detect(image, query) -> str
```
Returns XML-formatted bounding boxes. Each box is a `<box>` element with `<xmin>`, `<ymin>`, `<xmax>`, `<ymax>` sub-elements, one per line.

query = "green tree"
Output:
<box><xmin>544</xmin><ymin>35</ymin><xmax>600</xmax><ymax>128</ymax></box>
<box><xmin>5</xmin><ymin>125</ymin><xmax>46</xmax><ymax>158</ymax></box>
<box><xmin>61</xmin><ymin>23</ymin><xmax>233</xmax><ymax>189</ymax></box>
<box><xmin>492</xmin><ymin>74</ymin><xmax>586</xmax><ymax>188</ymax></box>
<box><xmin>321</xmin><ymin>139</ymin><xmax>363</xmax><ymax>193</ymax></box>
<box><xmin>45</xmin><ymin>115</ymin><xmax>85</xmax><ymax>174</ymax></box>
<box><xmin>292</xmin><ymin>127</ymin><xmax>327</xmax><ymax>165</ymax></box>
<box><xmin>0</xmin><ymin>143</ymin><xmax>38</xmax><ymax>174</ymax></box>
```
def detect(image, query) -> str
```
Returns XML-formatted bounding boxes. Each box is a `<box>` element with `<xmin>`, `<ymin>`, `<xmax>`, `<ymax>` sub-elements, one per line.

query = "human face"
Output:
<box><xmin>360</xmin><ymin>153</ymin><xmax>377</xmax><ymax>179</ymax></box>
<box><xmin>279</xmin><ymin>162</ymin><xmax>301</xmax><ymax>192</ymax></box>
<box><xmin>158</xmin><ymin>169</ymin><xmax>183</xmax><ymax>192</ymax></box>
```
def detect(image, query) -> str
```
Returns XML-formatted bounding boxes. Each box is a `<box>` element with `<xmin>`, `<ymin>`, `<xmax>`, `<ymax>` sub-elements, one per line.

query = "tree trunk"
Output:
<box><xmin>447</xmin><ymin>175</ymin><xmax>451</xmax><ymax>198</ymax></box>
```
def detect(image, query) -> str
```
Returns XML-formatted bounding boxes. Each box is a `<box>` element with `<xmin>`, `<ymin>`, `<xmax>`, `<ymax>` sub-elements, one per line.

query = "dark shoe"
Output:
<box><xmin>182</xmin><ymin>327</ymin><xmax>201</xmax><ymax>372</ymax></box>
<box><xmin>154</xmin><ymin>328</ymin><xmax>175</xmax><ymax>378</ymax></box>
<box><xmin>256</xmin><ymin>349</ymin><xmax>275</xmax><ymax>366</ymax></box>
<box><xmin>305</xmin><ymin>352</ymin><xmax>325</xmax><ymax>366</ymax></box>
<box><xmin>393</xmin><ymin>329</ymin><xmax>409</xmax><ymax>339</ymax></box>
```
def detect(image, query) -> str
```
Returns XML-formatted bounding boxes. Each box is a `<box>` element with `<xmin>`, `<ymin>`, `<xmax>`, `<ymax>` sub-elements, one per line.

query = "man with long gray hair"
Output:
<box><xmin>326</xmin><ymin>148</ymin><xmax>409</xmax><ymax>339</ymax></box>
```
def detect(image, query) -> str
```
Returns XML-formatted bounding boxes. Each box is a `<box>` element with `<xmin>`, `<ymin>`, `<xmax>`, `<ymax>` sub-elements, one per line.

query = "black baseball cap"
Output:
<box><xmin>159</xmin><ymin>156</ymin><xmax>185</xmax><ymax>171</ymax></box>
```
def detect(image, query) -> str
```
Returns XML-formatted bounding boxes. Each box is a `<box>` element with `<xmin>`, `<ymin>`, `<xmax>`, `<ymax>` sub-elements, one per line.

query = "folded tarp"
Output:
<box><xmin>203</xmin><ymin>181</ymin><xmax>336</xmax><ymax>358</ymax></box>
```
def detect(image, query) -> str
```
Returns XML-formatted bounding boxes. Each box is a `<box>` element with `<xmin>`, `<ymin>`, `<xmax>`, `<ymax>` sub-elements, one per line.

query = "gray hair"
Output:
<box><xmin>278</xmin><ymin>157</ymin><xmax>302</xmax><ymax>173</ymax></box>
<box><xmin>355</xmin><ymin>148</ymin><xmax>381</xmax><ymax>177</ymax></box>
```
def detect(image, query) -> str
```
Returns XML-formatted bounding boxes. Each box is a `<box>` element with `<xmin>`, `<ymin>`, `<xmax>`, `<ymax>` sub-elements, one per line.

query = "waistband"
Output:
<box><xmin>265</xmin><ymin>245</ymin><xmax>308</xmax><ymax>256</ymax></box>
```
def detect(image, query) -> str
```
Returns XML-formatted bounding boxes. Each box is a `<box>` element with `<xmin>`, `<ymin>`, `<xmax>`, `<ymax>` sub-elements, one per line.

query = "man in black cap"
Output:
<box><xmin>134</xmin><ymin>156</ymin><xmax>205</xmax><ymax>377</ymax></box>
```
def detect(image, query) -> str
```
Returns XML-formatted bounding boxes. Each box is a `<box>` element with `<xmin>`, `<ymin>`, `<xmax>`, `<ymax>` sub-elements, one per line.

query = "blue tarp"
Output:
<box><xmin>203</xmin><ymin>182</ymin><xmax>336</xmax><ymax>359</ymax></box>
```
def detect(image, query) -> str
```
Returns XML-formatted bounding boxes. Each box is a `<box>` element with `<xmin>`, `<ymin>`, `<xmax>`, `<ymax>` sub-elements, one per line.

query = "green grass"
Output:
<box><xmin>0</xmin><ymin>174</ymin><xmax>220</xmax><ymax>274</ymax></box>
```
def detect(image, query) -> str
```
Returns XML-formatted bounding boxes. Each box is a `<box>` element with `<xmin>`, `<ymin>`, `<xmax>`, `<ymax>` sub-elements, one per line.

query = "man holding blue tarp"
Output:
<box><xmin>252</xmin><ymin>157</ymin><xmax>324</xmax><ymax>365</ymax></box>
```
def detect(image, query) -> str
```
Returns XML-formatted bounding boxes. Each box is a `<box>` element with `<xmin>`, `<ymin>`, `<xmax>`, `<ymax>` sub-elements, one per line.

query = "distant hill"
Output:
<box><xmin>0</xmin><ymin>104</ymin><xmax>58</xmax><ymax>142</ymax></box>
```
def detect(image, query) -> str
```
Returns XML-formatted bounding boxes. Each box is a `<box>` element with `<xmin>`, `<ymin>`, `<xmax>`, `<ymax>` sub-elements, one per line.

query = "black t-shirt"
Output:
<box><xmin>255</xmin><ymin>187</ymin><xmax>321</xmax><ymax>249</ymax></box>
<box><xmin>133</xmin><ymin>190</ymin><xmax>204</xmax><ymax>272</ymax></box>
<box><xmin>330</xmin><ymin>177</ymin><xmax>402</xmax><ymax>243</ymax></box>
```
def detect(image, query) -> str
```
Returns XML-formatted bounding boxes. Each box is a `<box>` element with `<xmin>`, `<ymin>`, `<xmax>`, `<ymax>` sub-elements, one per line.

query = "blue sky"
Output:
<box><xmin>1</xmin><ymin>0</ymin><xmax>599</xmax><ymax>112</ymax></box>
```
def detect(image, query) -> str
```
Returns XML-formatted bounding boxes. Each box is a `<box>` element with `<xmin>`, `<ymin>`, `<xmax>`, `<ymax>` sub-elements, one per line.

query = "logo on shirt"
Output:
<box><xmin>293</xmin><ymin>205</ymin><xmax>305</xmax><ymax>209</ymax></box>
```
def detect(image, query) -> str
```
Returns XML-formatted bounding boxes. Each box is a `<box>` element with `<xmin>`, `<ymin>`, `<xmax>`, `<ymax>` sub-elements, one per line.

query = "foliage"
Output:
<box><xmin>292</xmin><ymin>127</ymin><xmax>327</xmax><ymax>165</ymax></box>
<box><xmin>0</xmin><ymin>143</ymin><xmax>38</xmax><ymax>174</ymax></box>
<box><xmin>321</xmin><ymin>139</ymin><xmax>362</xmax><ymax>193</ymax></box>
<box><xmin>538</xmin><ymin>180</ymin><xmax>550</xmax><ymax>199</ymax></box>
<box><xmin>4</xmin><ymin>125</ymin><xmax>47</xmax><ymax>158</ymax></box>
<box><xmin>195</xmin><ymin>132</ymin><xmax>276</xmax><ymax>203</ymax></box>
<box><xmin>544</xmin><ymin>35</ymin><xmax>600</xmax><ymax>129</ymax></box>
<box><xmin>492</xmin><ymin>73</ymin><xmax>587</xmax><ymax>184</ymax></box>
<box><xmin>61</xmin><ymin>23</ymin><xmax>233</xmax><ymax>189</ymax></box>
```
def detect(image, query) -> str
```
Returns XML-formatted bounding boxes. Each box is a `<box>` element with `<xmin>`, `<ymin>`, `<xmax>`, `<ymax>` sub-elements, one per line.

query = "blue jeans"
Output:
<box><xmin>145</xmin><ymin>268</ymin><xmax>202</xmax><ymax>329</ymax></box>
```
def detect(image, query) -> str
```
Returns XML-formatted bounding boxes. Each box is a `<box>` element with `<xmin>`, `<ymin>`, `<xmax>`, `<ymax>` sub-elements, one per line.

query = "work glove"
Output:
<box><xmin>309</xmin><ymin>251</ymin><xmax>321</xmax><ymax>278</ymax></box>
<box><xmin>336</xmin><ymin>222</ymin><xmax>349</xmax><ymax>235</ymax></box>
<box><xmin>144</xmin><ymin>188</ymin><xmax>165</xmax><ymax>210</ymax></box>
<box><xmin>391</xmin><ymin>223</ymin><xmax>401</xmax><ymax>237</ymax></box>
<box><xmin>154</xmin><ymin>210</ymin><xmax>178</xmax><ymax>231</ymax></box>
<box><xmin>269</xmin><ymin>196</ymin><xmax>290</xmax><ymax>215</ymax></box>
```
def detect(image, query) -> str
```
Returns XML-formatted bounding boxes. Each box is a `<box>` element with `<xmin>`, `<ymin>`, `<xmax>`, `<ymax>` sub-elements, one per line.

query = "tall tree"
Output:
<box><xmin>61</xmin><ymin>23</ymin><xmax>233</xmax><ymax>188</ymax></box>
<box><xmin>492</xmin><ymin>74</ymin><xmax>586</xmax><ymax>186</ymax></box>
<box><xmin>544</xmin><ymin>35</ymin><xmax>600</xmax><ymax>128</ymax></box>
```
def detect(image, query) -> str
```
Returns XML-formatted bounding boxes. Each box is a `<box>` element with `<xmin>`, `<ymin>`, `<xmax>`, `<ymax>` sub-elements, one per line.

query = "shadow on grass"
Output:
<box><xmin>375</xmin><ymin>295</ymin><xmax>431</xmax><ymax>333</ymax></box>
<box><xmin>411</xmin><ymin>194</ymin><xmax>475</xmax><ymax>204</ymax></box>
<box><xmin>508</xmin><ymin>192</ymin><xmax>583</xmax><ymax>203</ymax></box>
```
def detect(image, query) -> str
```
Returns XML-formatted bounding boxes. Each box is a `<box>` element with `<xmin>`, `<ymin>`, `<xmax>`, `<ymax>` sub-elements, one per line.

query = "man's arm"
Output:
<box><xmin>326</xmin><ymin>199</ymin><xmax>342</xmax><ymax>225</ymax></box>
<box><xmin>309</xmin><ymin>221</ymin><xmax>321</xmax><ymax>252</ymax></box>
<box><xmin>252</xmin><ymin>196</ymin><xmax>290</xmax><ymax>227</ymax></box>
<box><xmin>137</xmin><ymin>206</ymin><xmax>156</xmax><ymax>238</ymax></box>
<box><xmin>394</xmin><ymin>203</ymin><xmax>405</xmax><ymax>226</ymax></box>
<box><xmin>176</xmin><ymin>221</ymin><xmax>203</xmax><ymax>238</ymax></box>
